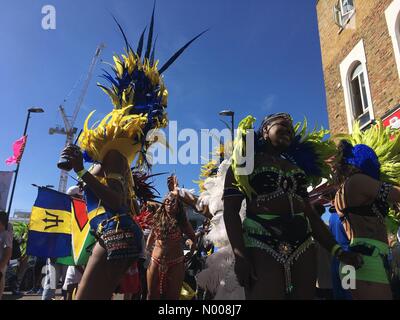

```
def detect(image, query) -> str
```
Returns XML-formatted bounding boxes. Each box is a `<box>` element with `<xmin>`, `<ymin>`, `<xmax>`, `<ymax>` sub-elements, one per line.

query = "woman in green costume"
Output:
<box><xmin>224</xmin><ymin>113</ymin><xmax>363</xmax><ymax>300</ymax></box>
<box><xmin>333</xmin><ymin>122</ymin><xmax>400</xmax><ymax>300</ymax></box>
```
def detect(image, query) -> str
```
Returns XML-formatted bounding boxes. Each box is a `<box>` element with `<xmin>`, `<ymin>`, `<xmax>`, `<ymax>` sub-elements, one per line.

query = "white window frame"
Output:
<box><xmin>340</xmin><ymin>0</ymin><xmax>354</xmax><ymax>16</ymax></box>
<box><xmin>350</xmin><ymin>65</ymin><xmax>369</xmax><ymax>116</ymax></box>
<box><xmin>334</xmin><ymin>0</ymin><xmax>355</xmax><ymax>29</ymax></box>
<box><xmin>339</xmin><ymin>40</ymin><xmax>375</xmax><ymax>132</ymax></box>
<box><xmin>385</xmin><ymin>0</ymin><xmax>400</xmax><ymax>81</ymax></box>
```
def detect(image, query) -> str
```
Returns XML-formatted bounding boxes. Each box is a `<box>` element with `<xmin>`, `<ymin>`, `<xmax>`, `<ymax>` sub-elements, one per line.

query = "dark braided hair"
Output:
<box><xmin>255</xmin><ymin>112</ymin><xmax>294</xmax><ymax>153</ymax></box>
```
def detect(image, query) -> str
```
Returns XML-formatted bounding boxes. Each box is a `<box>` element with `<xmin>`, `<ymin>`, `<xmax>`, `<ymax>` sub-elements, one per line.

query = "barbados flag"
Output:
<box><xmin>27</xmin><ymin>187</ymin><xmax>72</xmax><ymax>258</ymax></box>
<box><xmin>28</xmin><ymin>187</ymin><xmax>97</xmax><ymax>265</ymax></box>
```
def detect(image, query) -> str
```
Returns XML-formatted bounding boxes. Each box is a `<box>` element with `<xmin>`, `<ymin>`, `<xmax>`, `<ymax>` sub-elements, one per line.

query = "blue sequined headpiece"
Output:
<box><xmin>341</xmin><ymin>142</ymin><xmax>381</xmax><ymax>180</ymax></box>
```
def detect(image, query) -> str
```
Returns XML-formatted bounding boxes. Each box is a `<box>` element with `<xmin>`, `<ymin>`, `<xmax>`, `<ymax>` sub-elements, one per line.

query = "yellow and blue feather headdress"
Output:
<box><xmin>79</xmin><ymin>4</ymin><xmax>206</xmax><ymax>167</ymax></box>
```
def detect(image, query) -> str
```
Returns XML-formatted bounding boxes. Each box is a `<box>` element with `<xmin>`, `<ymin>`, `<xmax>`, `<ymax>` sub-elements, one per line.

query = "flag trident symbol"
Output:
<box><xmin>43</xmin><ymin>211</ymin><xmax>64</xmax><ymax>230</ymax></box>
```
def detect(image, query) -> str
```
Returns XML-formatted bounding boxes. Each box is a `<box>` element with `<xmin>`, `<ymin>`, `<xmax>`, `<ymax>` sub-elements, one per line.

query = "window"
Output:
<box><xmin>339</xmin><ymin>40</ymin><xmax>374</xmax><ymax>132</ymax></box>
<box><xmin>385</xmin><ymin>0</ymin><xmax>400</xmax><ymax>81</ymax></box>
<box><xmin>334</xmin><ymin>0</ymin><xmax>355</xmax><ymax>28</ymax></box>
<box><xmin>340</xmin><ymin>0</ymin><xmax>354</xmax><ymax>16</ymax></box>
<box><xmin>349</xmin><ymin>63</ymin><xmax>371</xmax><ymax>127</ymax></box>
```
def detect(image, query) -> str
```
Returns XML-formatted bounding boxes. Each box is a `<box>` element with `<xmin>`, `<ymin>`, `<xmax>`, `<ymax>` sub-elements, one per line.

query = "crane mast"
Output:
<box><xmin>50</xmin><ymin>43</ymin><xmax>105</xmax><ymax>193</ymax></box>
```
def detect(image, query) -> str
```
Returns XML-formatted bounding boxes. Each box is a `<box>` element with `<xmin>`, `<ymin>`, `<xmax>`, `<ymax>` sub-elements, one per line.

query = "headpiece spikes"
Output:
<box><xmin>145</xmin><ymin>1</ymin><xmax>156</xmax><ymax>61</ymax></box>
<box><xmin>159</xmin><ymin>29</ymin><xmax>209</xmax><ymax>74</ymax></box>
<box><xmin>112</xmin><ymin>15</ymin><xmax>133</xmax><ymax>54</ymax></box>
<box><xmin>136</xmin><ymin>26</ymin><xmax>147</xmax><ymax>58</ymax></box>
<box><xmin>150</xmin><ymin>35</ymin><xmax>158</xmax><ymax>67</ymax></box>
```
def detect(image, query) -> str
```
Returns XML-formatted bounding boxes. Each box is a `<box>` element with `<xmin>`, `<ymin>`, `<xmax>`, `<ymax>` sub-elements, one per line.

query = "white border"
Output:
<box><xmin>385</xmin><ymin>0</ymin><xmax>400</xmax><ymax>81</ymax></box>
<box><xmin>339</xmin><ymin>40</ymin><xmax>375</xmax><ymax>132</ymax></box>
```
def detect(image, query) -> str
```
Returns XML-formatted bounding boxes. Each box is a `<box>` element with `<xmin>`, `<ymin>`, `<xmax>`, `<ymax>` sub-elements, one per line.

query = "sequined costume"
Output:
<box><xmin>225</xmin><ymin>165</ymin><xmax>315</xmax><ymax>294</ymax></box>
<box><xmin>151</xmin><ymin>222</ymin><xmax>185</xmax><ymax>296</ymax></box>
<box><xmin>227</xmin><ymin>115</ymin><xmax>336</xmax><ymax>295</ymax></box>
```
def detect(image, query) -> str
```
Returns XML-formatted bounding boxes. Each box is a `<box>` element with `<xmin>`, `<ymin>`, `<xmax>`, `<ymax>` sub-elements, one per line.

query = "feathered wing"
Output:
<box><xmin>131</xmin><ymin>170</ymin><xmax>166</xmax><ymax>204</ymax></box>
<box><xmin>231</xmin><ymin>116</ymin><xmax>257</xmax><ymax>199</ymax></box>
<box><xmin>283</xmin><ymin>118</ymin><xmax>337</xmax><ymax>187</ymax></box>
<box><xmin>195</xmin><ymin>158</ymin><xmax>246</xmax><ymax>300</ymax></box>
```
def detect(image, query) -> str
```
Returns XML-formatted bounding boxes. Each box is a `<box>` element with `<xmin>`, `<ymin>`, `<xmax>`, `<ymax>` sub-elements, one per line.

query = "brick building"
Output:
<box><xmin>316</xmin><ymin>0</ymin><xmax>400</xmax><ymax>135</ymax></box>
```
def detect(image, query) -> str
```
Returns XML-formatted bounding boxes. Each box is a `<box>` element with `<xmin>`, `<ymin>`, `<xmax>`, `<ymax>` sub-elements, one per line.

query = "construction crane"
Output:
<box><xmin>50</xmin><ymin>43</ymin><xmax>106</xmax><ymax>193</ymax></box>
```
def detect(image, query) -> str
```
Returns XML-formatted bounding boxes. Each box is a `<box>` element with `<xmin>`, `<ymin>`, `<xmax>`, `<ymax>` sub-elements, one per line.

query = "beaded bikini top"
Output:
<box><xmin>249</xmin><ymin>166</ymin><xmax>309</xmax><ymax>213</ymax></box>
<box><xmin>155</xmin><ymin>223</ymin><xmax>182</xmax><ymax>242</ymax></box>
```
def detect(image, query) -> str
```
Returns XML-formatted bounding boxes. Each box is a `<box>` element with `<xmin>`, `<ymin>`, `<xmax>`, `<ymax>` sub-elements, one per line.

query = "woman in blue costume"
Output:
<box><xmin>59</xmin><ymin>6</ymin><xmax>205</xmax><ymax>300</ymax></box>
<box><xmin>223</xmin><ymin>113</ymin><xmax>363</xmax><ymax>299</ymax></box>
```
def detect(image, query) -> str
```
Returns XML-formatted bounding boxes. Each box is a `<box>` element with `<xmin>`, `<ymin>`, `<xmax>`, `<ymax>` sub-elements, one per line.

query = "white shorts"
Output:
<box><xmin>62</xmin><ymin>266</ymin><xmax>83</xmax><ymax>291</ymax></box>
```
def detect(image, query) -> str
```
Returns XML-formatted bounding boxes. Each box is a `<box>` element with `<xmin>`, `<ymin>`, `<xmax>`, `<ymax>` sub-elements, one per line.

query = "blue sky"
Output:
<box><xmin>0</xmin><ymin>0</ymin><xmax>329</xmax><ymax>215</ymax></box>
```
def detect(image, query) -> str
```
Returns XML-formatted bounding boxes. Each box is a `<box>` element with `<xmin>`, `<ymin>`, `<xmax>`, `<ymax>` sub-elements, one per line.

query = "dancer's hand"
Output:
<box><xmin>338</xmin><ymin>251</ymin><xmax>364</xmax><ymax>269</ymax></box>
<box><xmin>60</xmin><ymin>144</ymin><xmax>84</xmax><ymax>172</ymax></box>
<box><xmin>234</xmin><ymin>255</ymin><xmax>257</xmax><ymax>289</ymax></box>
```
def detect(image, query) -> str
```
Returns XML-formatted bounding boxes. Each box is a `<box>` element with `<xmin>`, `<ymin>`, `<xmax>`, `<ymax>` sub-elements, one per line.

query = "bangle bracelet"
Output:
<box><xmin>77</xmin><ymin>169</ymin><xmax>88</xmax><ymax>179</ymax></box>
<box><xmin>331</xmin><ymin>244</ymin><xmax>341</xmax><ymax>257</ymax></box>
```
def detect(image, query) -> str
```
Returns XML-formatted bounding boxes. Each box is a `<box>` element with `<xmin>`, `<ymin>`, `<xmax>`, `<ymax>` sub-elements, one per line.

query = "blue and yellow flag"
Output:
<box><xmin>27</xmin><ymin>187</ymin><xmax>72</xmax><ymax>258</ymax></box>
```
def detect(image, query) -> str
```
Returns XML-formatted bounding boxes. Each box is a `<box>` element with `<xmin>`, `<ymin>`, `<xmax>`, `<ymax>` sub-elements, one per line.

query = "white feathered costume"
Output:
<box><xmin>194</xmin><ymin>159</ymin><xmax>246</xmax><ymax>300</ymax></box>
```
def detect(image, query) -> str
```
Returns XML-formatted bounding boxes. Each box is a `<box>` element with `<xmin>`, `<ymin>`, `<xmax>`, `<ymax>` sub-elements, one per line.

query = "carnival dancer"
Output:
<box><xmin>162</xmin><ymin>156</ymin><xmax>243</xmax><ymax>299</ymax></box>
<box><xmin>224</xmin><ymin>113</ymin><xmax>363</xmax><ymax>299</ymax></box>
<box><xmin>58</xmin><ymin>6</ymin><xmax>205</xmax><ymax>300</ymax></box>
<box><xmin>333</xmin><ymin>121</ymin><xmax>400</xmax><ymax>300</ymax></box>
<box><xmin>146</xmin><ymin>176</ymin><xmax>197</xmax><ymax>300</ymax></box>
<box><xmin>163</xmin><ymin>144</ymin><xmax>246</xmax><ymax>299</ymax></box>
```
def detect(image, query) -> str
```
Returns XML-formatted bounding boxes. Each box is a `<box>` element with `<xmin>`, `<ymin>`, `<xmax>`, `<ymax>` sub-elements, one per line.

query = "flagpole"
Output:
<box><xmin>6</xmin><ymin>108</ymin><xmax>44</xmax><ymax>224</ymax></box>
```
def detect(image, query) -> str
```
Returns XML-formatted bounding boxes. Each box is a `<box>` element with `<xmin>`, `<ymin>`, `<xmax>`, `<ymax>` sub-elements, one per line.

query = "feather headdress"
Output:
<box><xmin>335</xmin><ymin>120</ymin><xmax>400</xmax><ymax>185</ymax></box>
<box><xmin>79</xmin><ymin>3</ymin><xmax>206</xmax><ymax>168</ymax></box>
